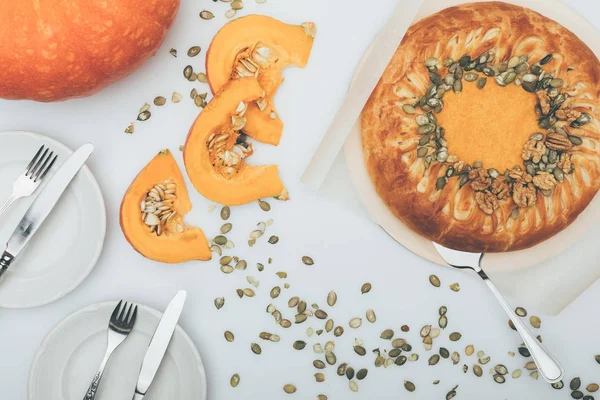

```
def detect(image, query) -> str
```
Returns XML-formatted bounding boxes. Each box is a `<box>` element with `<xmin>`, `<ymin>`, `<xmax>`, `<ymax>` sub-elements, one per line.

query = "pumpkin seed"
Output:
<box><xmin>346</xmin><ymin>367</ymin><xmax>354</xmax><ymax>380</ymax></box>
<box><xmin>314</xmin><ymin>372</ymin><xmax>325</xmax><ymax>383</ymax></box>
<box><xmin>530</xmin><ymin>316</ymin><xmax>542</xmax><ymax>328</ymax></box>
<box><xmin>302</xmin><ymin>256</ymin><xmax>314</xmax><ymax>265</ymax></box>
<box><xmin>315</xmin><ymin>310</ymin><xmax>328</xmax><ymax>320</ymax></box>
<box><xmin>220</xmin><ymin>265</ymin><xmax>234</xmax><ymax>274</ymax></box>
<box><xmin>361</xmin><ymin>283</ymin><xmax>372</xmax><ymax>294</ymax></box>
<box><xmin>349</xmin><ymin>318</ymin><xmax>362</xmax><ymax>328</ymax></box>
<box><xmin>479</xmin><ymin>355</ymin><xmax>491</xmax><ymax>365</ymax></box>
<box><xmin>404</xmin><ymin>381</ymin><xmax>416</xmax><ymax>392</ymax></box>
<box><xmin>171</xmin><ymin>92</ymin><xmax>182</xmax><ymax>103</ymax></box>
<box><xmin>137</xmin><ymin>111</ymin><xmax>151</xmax><ymax>121</ymax></box>
<box><xmin>293</xmin><ymin>340</ymin><xmax>307</xmax><ymax>350</ymax></box>
<box><xmin>440</xmin><ymin>347</ymin><xmax>450</xmax><ymax>359</ymax></box>
<box><xmin>258</xmin><ymin>200</ymin><xmax>271</xmax><ymax>212</ymax></box>
<box><xmin>524</xmin><ymin>361</ymin><xmax>537</xmax><ymax>370</ymax></box>
<box><xmin>214</xmin><ymin>297</ymin><xmax>225</xmax><ymax>309</ymax></box>
<box><xmin>495</xmin><ymin>364</ymin><xmax>508</xmax><ymax>375</ymax></box>
<box><xmin>349</xmin><ymin>380</ymin><xmax>359</xmax><ymax>392</ymax></box>
<box><xmin>587</xmin><ymin>384</ymin><xmax>599</xmax><ymax>392</ymax></box>
<box><xmin>428</xmin><ymin>354</ymin><xmax>440</xmax><ymax>365</ymax></box>
<box><xmin>326</xmin><ymin>291</ymin><xmax>337</xmax><ymax>307</ymax></box>
<box><xmin>572</xmin><ymin>391</ymin><xmax>584</xmax><ymax>399</ymax></box>
<box><xmin>417</xmin><ymin>147</ymin><xmax>428</xmax><ymax>158</ymax></box>
<box><xmin>283</xmin><ymin>384</ymin><xmax>296</xmax><ymax>394</ymax></box>
<box><xmin>200</xmin><ymin>10</ymin><xmax>214</xmax><ymax>19</ymax></box>
<box><xmin>476</xmin><ymin>77</ymin><xmax>487</xmax><ymax>89</ymax></box>
<box><xmin>325</xmin><ymin>351</ymin><xmax>336</xmax><ymax>365</ymax></box>
<box><xmin>314</xmin><ymin>360</ymin><xmax>326</xmax><ymax>369</ymax></box>
<box><xmin>493</xmin><ymin>374</ymin><xmax>506</xmax><ymax>384</ymax></box>
<box><xmin>187</xmin><ymin>46</ymin><xmax>201</xmax><ymax>57</ymax></box>
<box><xmin>449</xmin><ymin>283</ymin><xmax>460</xmax><ymax>292</ymax></box>
<box><xmin>569</xmin><ymin>135</ymin><xmax>583</xmax><ymax>146</ymax></box>
<box><xmin>465</xmin><ymin>345</ymin><xmax>474</xmax><ymax>356</ymax></box>
<box><xmin>268</xmin><ymin>235</ymin><xmax>279</xmax><ymax>244</ymax></box>
<box><xmin>295</xmin><ymin>314</ymin><xmax>307</xmax><ymax>324</ymax></box>
<box><xmin>214</xmin><ymin>235</ymin><xmax>227</xmax><ymax>245</ymax></box>
<box><xmin>256</xmin><ymin>262</ymin><xmax>264</xmax><ymax>272</ymax></box>
<box><xmin>451</xmin><ymin>351</ymin><xmax>460</xmax><ymax>365</ymax></box>
<box><xmin>230</xmin><ymin>373</ymin><xmax>240</xmax><ymax>387</ymax></box>
<box><xmin>403</xmin><ymin>104</ymin><xmax>416</xmax><ymax>114</ymax></box>
<box><xmin>251</xmin><ymin>343</ymin><xmax>261</xmax><ymax>354</ymax></box>
<box><xmin>392</xmin><ymin>338</ymin><xmax>406</xmax><ymax>348</ymax></box>
<box><xmin>224</xmin><ymin>331</ymin><xmax>234</xmax><ymax>342</ymax></box>
<box><xmin>571</xmin><ymin>377</ymin><xmax>582</xmax><ymax>390</ymax></box>
<box><xmin>439</xmin><ymin>315</ymin><xmax>448</xmax><ymax>329</ymax></box>
<box><xmin>465</xmin><ymin>72</ymin><xmax>479</xmax><ymax>82</ymax></box>
<box><xmin>429</xmin><ymin>275</ymin><xmax>441</xmax><ymax>287</ymax></box>
<box><xmin>334</xmin><ymin>326</ymin><xmax>344</xmax><ymax>337</ymax></box>
<box><xmin>243</xmin><ymin>288</ymin><xmax>255</xmax><ymax>297</ymax></box>
<box><xmin>473</xmin><ymin>365</ymin><xmax>483</xmax><ymax>377</ymax></box>
<box><xmin>366</xmin><ymin>309</ymin><xmax>376</xmax><ymax>323</ymax></box>
<box><xmin>436</xmin><ymin>177</ymin><xmax>447</xmax><ymax>190</ymax></box>
<box><xmin>269</xmin><ymin>286</ymin><xmax>281</xmax><ymax>299</ymax></box>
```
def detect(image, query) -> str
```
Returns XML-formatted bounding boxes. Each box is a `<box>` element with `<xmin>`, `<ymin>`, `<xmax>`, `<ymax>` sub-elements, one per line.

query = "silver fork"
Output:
<box><xmin>0</xmin><ymin>145</ymin><xmax>58</xmax><ymax>218</ymax></box>
<box><xmin>433</xmin><ymin>242</ymin><xmax>564</xmax><ymax>383</ymax></box>
<box><xmin>83</xmin><ymin>301</ymin><xmax>138</xmax><ymax>400</ymax></box>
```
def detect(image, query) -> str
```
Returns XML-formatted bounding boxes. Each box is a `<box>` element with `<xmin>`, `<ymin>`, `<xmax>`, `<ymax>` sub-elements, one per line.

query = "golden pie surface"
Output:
<box><xmin>361</xmin><ymin>1</ymin><xmax>600</xmax><ymax>252</ymax></box>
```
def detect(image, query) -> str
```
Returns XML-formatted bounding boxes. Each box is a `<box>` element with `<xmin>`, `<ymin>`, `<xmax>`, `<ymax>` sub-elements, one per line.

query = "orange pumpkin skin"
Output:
<box><xmin>120</xmin><ymin>149</ymin><xmax>211</xmax><ymax>264</ymax></box>
<box><xmin>0</xmin><ymin>0</ymin><xmax>179</xmax><ymax>101</ymax></box>
<box><xmin>206</xmin><ymin>15</ymin><xmax>315</xmax><ymax>145</ymax></box>
<box><xmin>184</xmin><ymin>77</ymin><xmax>287</xmax><ymax>206</ymax></box>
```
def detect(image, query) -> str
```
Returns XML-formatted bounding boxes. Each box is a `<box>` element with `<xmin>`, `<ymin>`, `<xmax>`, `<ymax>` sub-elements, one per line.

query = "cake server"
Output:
<box><xmin>132</xmin><ymin>290</ymin><xmax>187</xmax><ymax>399</ymax></box>
<box><xmin>0</xmin><ymin>143</ymin><xmax>94</xmax><ymax>280</ymax></box>
<box><xmin>433</xmin><ymin>242</ymin><xmax>564</xmax><ymax>383</ymax></box>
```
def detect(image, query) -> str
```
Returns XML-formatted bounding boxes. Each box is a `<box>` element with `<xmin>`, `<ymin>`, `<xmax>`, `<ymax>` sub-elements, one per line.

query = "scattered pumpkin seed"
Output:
<box><xmin>449</xmin><ymin>332</ymin><xmax>462</xmax><ymax>341</ymax></box>
<box><xmin>429</xmin><ymin>275</ymin><xmax>441</xmax><ymax>287</ymax></box>
<box><xmin>429</xmin><ymin>354</ymin><xmax>440</xmax><ymax>365</ymax></box>
<box><xmin>315</xmin><ymin>310</ymin><xmax>328</xmax><ymax>320</ymax></box>
<box><xmin>449</xmin><ymin>283</ymin><xmax>460</xmax><ymax>292</ymax></box>
<box><xmin>187</xmin><ymin>46</ymin><xmax>201</xmax><ymax>57</ymax></box>
<box><xmin>302</xmin><ymin>256</ymin><xmax>314</xmax><ymax>265</ymax></box>
<box><xmin>572</xmin><ymin>391</ymin><xmax>584</xmax><ymax>399</ymax></box>
<box><xmin>314</xmin><ymin>360</ymin><xmax>326</xmax><ymax>369</ymax></box>
<box><xmin>325</xmin><ymin>351</ymin><xmax>336</xmax><ymax>365</ymax></box>
<box><xmin>493</xmin><ymin>374</ymin><xmax>506</xmax><ymax>384</ymax></box>
<box><xmin>404</xmin><ymin>381</ymin><xmax>416</xmax><ymax>392</ymax></box>
<box><xmin>360</xmin><ymin>283</ymin><xmax>372</xmax><ymax>294</ymax></box>
<box><xmin>439</xmin><ymin>315</ymin><xmax>448</xmax><ymax>329</ymax></box>
<box><xmin>283</xmin><ymin>384</ymin><xmax>296</xmax><ymax>394</ymax></box>
<box><xmin>512</xmin><ymin>369</ymin><xmax>522</xmax><ymax>379</ymax></box>
<box><xmin>169</xmin><ymin>48</ymin><xmax>177</xmax><ymax>57</ymax></box>
<box><xmin>473</xmin><ymin>365</ymin><xmax>483</xmax><ymax>377</ymax></box>
<box><xmin>465</xmin><ymin>345</ymin><xmax>474</xmax><ymax>356</ymax></box>
<box><xmin>270</xmin><ymin>286</ymin><xmax>281</xmax><ymax>299</ymax></box>
<box><xmin>571</xmin><ymin>377</ymin><xmax>582</xmax><ymax>390</ymax></box>
<box><xmin>515</xmin><ymin>307</ymin><xmax>527</xmax><ymax>317</ymax></box>
<box><xmin>200</xmin><ymin>10</ymin><xmax>214</xmax><ymax>20</ymax></box>
<box><xmin>242</xmin><ymin>288</ymin><xmax>255</xmax><ymax>297</ymax></box>
<box><xmin>354</xmin><ymin>345</ymin><xmax>366</xmax><ymax>356</ymax></box>
<box><xmin>366</xmin><ymin>309</ymin><xmax>376</xmax><ymax>323</ymax></box>
<box><xmin>251</xmin><ymin>343</ymin><xmax>261</xmax><ymax>354</ymax></box>
<box><xmin>587</xmin><ymin>383</ymin><xmax>599</xmax><ymax>392</ymax></box>
<box><xmin>524</xmin><ymin>361</ymin><xmax>537</xmax><ymax>370</ymax></box>
<box><xmin>380</xmin><ymin>329</ymin><xmax>394</xmax><ymax>340</ymax></box>
<box><xmin>230</xmin><ymin>373</ymin><xmax>240</xmax><ymax>387</ymax></box>
<box><xmin>171</xmin><ymin>92</ymin><xmax>182</xmax><ymax>103</ymax></box>
<box><xmin>327</xmin><ymin>291</ymin><xmax>337</xmax><ymax>307</ymax></box>
<box><xmin>518</xmin><ymin>347</ymin><xmax>531</xmax><ymax>357</ymax></box>
<box><xmin>334</xmin><ymin>326</ymin><xmax>344</xmax><ymax>337</ymax></box>
<box><xmin>440</xmin><ymin>348</ymin><xmax>450</xmax><ymax>359</ymax></box>
<box><xmin>224</xmin><ymin>331</ymin><xmax>234</xmax><ymax>342</ymax></box>
<box><xmin>349</xmin><ymin>318</ymin><xmax>362</xmax><ymax>328</ymax></box>
<box><xmin>530</xmin><ymin>316</ymin><xmax>542</xmax><ymax>328</ymax></box>
<box><xmin>552</xmin><ymin>380</ymin><xmax>564</xmax><ymax>389</ymax></box>
<box><xmin>214</xmin><ymin>297</ymin><xmax>225</xmax><ymax>310</ymax></box>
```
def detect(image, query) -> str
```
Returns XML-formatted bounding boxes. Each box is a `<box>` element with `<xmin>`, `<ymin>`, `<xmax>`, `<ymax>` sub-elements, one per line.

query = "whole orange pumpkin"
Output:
<box><xmin>0</xmin><ymin>0</ymin><xmax>179</xmax><ymax>101</ymax></box>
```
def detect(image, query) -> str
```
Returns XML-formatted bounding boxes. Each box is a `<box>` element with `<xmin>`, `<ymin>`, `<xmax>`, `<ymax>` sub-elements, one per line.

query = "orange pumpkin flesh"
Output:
<box><xmin>206</xmin><ymin>15</ymin><xmax>315</xmax><ymax>145</ymax></box>
<box><xmin>184</xmin><ymin>77</ymin><xmax>287</xmax><ymax>206</ymax></box>
<box><xmin>0</xmin><ymin>0</ymin><xmax>179</xmax><ymax>101</ymax></box>
<box><xmin>120</xmin><ymin>149</ymin><xmax>211</xmax><ymax>263</ymax></box>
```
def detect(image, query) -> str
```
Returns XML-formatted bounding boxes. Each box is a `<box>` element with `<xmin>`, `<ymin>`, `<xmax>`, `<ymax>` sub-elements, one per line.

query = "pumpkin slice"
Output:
<box><xmin>184</xmin><ymin>77</ymin><xmax>288</xmax><ymax>206</ymax></box>
<box><xmin>120</xmin><ymin>149</ymin><xmax>211</xmax><ymax>263</ymax></box>
<box><xmin>206</xmin><ymin>15</ymin><xmax>316</xmax><ymax>145</ymax></box>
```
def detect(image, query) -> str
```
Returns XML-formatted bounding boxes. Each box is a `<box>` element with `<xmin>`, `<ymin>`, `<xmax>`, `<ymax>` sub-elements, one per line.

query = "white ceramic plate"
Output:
<box><xmin>344</xmin><ymin>0</ymin><xmax>600</xmax><ymax>272</ymax></box>
<box><xmin>0</xmin><ymin>131</ymin><xmax>106</xmax><ymax>308</ymax></box>
<box><xmin>28</xmin><ymin>301</ymin><xmax>207</xmax><ymax>400</ymax></box>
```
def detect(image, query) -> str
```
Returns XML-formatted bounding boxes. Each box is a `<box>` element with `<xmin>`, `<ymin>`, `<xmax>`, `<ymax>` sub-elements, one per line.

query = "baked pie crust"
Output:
<box><xmin>361</xmin><ymin>2</ymin><xmax>600</xmax><ymax>252</ymax></box>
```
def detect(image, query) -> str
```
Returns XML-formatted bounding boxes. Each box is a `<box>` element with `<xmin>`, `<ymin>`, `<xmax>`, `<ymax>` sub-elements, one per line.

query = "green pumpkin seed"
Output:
<box><xmin>425</xmin><ymin>57</ymin><xmax>438</xmax><ymax>67</ymax></box>
<box><xmin>518</xmin><ymin>347</ymin><xmax>531</xmax><ymax>357</ymax></box>
<box><xmin>439</xmin><ymin>315</ymin><xmax>448</xmax><ymax>329</ymax></box>
<box><xmin>187</xmin><ymin>46</ymin><xmax>201</xmax><ymax>57</ymax></box>
<box><xmin>571</xmin><ymin>377</ymin><xmax>582</xmax><ymax>390</ymax></box>
<box><xmin>302</xmin><ymin>256</ymin><xmax>314</xmax><ymax>265</ymax></box>
<box><xmin>493</xmin><ymin>374</ymin><xmax>506</xmax><ymax>384</ymax></box>
<box><xmin>540</xmin><ymin>54</ymin><xmax>553</xmax><ymax>65</ymax></box>
<box><xmin>417</xmin><ymin>147</ymin><xmax>428</xmax><ymax>158</ymax></box>
<box><xmin>224</xmin><ymin>331</ymin><xmax>234</xmax><ymax>342</ymax></box>
<box><xmin>550</xmin><ymin>78</ymin><xmax>564</xmax><ymax>88</ymax></box>
<box><xmin>337</xmin><ymin>363</ymin><xmax>347</xmax><ymax>376</ymax></box>
<box><xmin>214</xmin><ymin>297</ymin><xmax>225</xmax><ymax>310</ymax></box>
<box><xmin>313</xmin><ymin>360</ymin><xmax>326</xmax><ymax>369</ymax></box>
<box><xmin>429</xmin><ymin>274</ymin><xmax>441</xmax><ymax>287</ymax></box>
<box><xmin>568</xmin><ymin>135</ymin><xmax>583</xmax><ymax>146</ymax></box>
<box><xmin>551</xmin><ymin>380</ymin><xmax>564</xmax><ymax>389</ymax></box>
<box><xmin>465</xmin><ymin>72</ymin><xmax>479</xmax><ymax>82</ymax></box>
<box><xmin>361</xmin><ymin>283</ymin><xmax>372</xmax><ymax>294</ymax></box>
<box><xmin>436</xmin><ymin>177</ymin><xmax>447</xmax><ymax>190</ymax></box>
<box><xmin>449</xmin><ymin>332</ymin><xmax>462</xmax><ymax>341</ymax></box>
<box><xmin>530</xmin><ymin>316</ymin><xmax>542</xmax><ymax>328</ymax></box>
<box><xmin>572</xmin><ymin>391</ymin><xmax>584</xmax><ymax>399</ymax></box>
<box><xmin>404</xmin><ymin>381</ymin><xmax>416</xmax><ymax>392</ymax></box>
<box><xmin>495</xmin><ymin>364</ymin><xmax>508</xmax><ymax>375</ymax></box>
<box><xmin>380</xmin><ymin>329</ymin><xmax>394</xmax><ymax>340</ymax></box>
<box><xmin>354</xmin><ymin>345</ymin><xmax>366</xmax><ymax>356</ymax></box>
<box><xmin>230</xmin><ymin>373</ymin><xmax>240</xmax><ymax>387</ymax></box>
<box><xmin>346</xmin><ymin>366</ymin><xmax>355</xmax><ymax>380</ymax></box>
<box><xmin>428</xmin><ymin>354</ymin><xmax>440</xmax><ymax>365</ymax></box>
<box><xmin>477</xmin><ymin>77</ymin><xmax>487</xmax><ymax>89</ymax></box>
<box><xmin>439</xmin><ymin>348</ymin><xmax>450</xmax><ymax>358</ymax></box>
<box><xmin>473</xmin><ymin>365</ymin><xmax>483</xmax><ymax>377</ymax></box>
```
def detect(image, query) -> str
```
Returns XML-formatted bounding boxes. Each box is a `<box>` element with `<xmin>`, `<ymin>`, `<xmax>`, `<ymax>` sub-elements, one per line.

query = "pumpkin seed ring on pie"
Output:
<box><xmin>361</xmin><ymin>2</ymin><xmax>600</xmax><ymax>252</ymax></box>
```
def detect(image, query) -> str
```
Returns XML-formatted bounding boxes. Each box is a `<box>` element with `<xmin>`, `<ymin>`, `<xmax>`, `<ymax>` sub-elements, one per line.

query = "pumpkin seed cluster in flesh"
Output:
<box><xmin>232</xmin><ymin>43</ymin><xmax>278</xmax><ymax>117</ymax></box>
<box><xmin>207</xmin><ymin>101</ymin><xmax>254</xmax><ymax>178</ymax></box>
<box><xmin>141</xmin><ymin>179</ymin><xmax>181</xmax><ymax>236</ymax></box>
<box><xmin>405</xmin><ymin>52</ymin><xmax>590</xmax><ymax>216</ymax></box>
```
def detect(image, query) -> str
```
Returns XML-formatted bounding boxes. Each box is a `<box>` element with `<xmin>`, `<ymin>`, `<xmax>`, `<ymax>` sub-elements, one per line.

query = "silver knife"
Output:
<box><xmin>133</xmin><ymin>290</ymin><xmax>187</xmax><ymax>400</ymax></box>
<box><xmin>0</xmin><ymin>143</ymin><xmax>94</xmax><ymax>279</ymax></box>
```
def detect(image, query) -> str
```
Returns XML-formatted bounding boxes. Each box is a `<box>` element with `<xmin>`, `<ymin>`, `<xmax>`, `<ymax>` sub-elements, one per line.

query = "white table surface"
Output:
<box><xmin>1</xmin><ymin>1</ymin><xmax>599</xmax><ymax>399</ymax></box>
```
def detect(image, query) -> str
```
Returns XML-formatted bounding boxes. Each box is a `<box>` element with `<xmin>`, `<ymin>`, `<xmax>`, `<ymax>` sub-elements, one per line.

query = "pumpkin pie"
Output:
<box><xmin>361</xmin><ymin>2</ymin><xmax>600</xmax><ymax>252</ymax></box>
